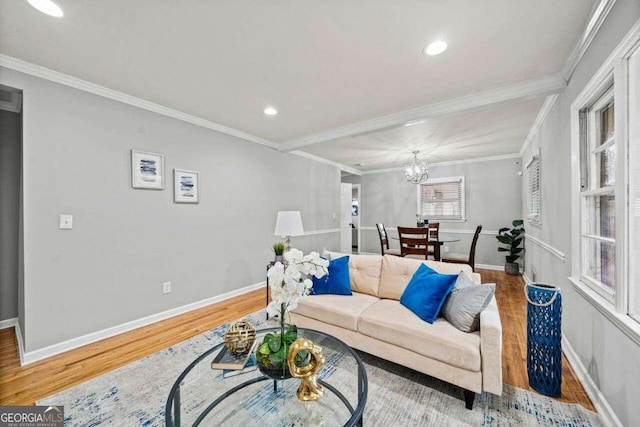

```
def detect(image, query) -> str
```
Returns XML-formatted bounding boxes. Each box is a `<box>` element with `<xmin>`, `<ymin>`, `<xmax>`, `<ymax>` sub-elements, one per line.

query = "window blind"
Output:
<box><xmin>527</xmin><ymin>156</ymin><xmax>541</xmax><ymax>225</ymax></box>
<box><xmin>418</xmin><ymin>178</ymin><xmax>464</xmax><ymax>220</ymax></box>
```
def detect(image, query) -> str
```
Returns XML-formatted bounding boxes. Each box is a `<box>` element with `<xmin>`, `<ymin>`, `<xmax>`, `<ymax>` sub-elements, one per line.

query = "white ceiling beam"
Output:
<box><xmin>278</xmin><ymin>74</ymin><xmax>567</xmax><ymax>152</ymax></box>
<box><xmin>290</xmin><ymin>150</ymin><xmax>362</xmax><ymax>176</ymax></box>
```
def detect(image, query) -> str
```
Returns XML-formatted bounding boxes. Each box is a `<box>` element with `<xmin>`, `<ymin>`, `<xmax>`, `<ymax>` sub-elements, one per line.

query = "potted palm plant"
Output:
<box><xmin>496</xmin><ymin>220</ymin><xmax>524</xmax><ymax>275</ymax></box>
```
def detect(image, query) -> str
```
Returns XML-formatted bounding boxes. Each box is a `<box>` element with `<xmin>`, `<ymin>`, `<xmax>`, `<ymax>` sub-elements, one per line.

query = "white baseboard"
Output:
<box><xmin>20</xmin><ymin>281</ymin><xmax>265</xmax><ymax>366</ymax></box>
<box><xmin>475</xmin><ymin>263</ymin><xmax>504</xmax><ymax>271</ymax></box>
<box><xmin>0</xmin><ymin>317</ymin><xmax>17</xmax><ymax>330</ymax></box>
<box><xmin>562</xmin><ymin>335</ymin><xmax>622</xmax><ymax>427</ymax></box>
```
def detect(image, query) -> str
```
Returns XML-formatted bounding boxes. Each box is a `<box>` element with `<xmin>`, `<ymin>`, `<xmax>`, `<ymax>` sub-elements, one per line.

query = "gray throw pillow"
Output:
<box><xmin>443</xmin><ymin>274</ymin><xmax>495</xmax><ymax>332</ymax></box>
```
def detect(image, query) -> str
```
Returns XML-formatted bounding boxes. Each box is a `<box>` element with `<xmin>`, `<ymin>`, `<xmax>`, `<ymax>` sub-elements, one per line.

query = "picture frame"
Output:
<box><xmin>131</xmin><ymin>150</ymin><xmax>164</xmax><ymax>189</ymax></box>
<box><xmin>174</xmin><ymin>169</ymin><xmax>200</xmax><ymax>203</ymax></box>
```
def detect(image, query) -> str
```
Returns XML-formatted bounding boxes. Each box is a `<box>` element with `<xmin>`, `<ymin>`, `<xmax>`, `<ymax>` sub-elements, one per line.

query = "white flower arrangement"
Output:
<box><xmin>266</xmin><ymin>248</ymin><xmax>329</xmax><ymax>317</ymax></box>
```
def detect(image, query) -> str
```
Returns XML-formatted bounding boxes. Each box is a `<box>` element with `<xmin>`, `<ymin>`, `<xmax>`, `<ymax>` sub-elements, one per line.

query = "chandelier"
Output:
<box><xmin>404</xmin><ymin>151</ymin><xmax>429</xmax><ymax>184</ymax></box>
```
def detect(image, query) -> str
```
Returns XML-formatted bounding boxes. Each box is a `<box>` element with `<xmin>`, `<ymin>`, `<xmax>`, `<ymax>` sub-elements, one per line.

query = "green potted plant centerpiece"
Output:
<box><xmin>258</xmin><ymin>248</ymin><xmax>329</xmax><ymax>379</ymax></box>
<box><xmin>272</xmin><ymin>242</ymin><xmax>286</xmax><ymax>263</ymax></box>
<box><xmin>496</xmin><ymin>219</ymin><xmax>524</xmax><ymax>275</ymax></box>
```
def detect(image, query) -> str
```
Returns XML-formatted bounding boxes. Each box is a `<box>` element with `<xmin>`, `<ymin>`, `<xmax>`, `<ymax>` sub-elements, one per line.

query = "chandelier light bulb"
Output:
<box><xmin>404</xmin><ymin>151</ymin><xmax>429</xmax><ymax>185</ymax></box>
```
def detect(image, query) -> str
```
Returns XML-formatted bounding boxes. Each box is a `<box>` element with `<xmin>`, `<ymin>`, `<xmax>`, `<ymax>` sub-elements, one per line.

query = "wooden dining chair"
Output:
<box><xmin>442</xmin><ymin>225</ymin><xmax>482</xmax><ymax>271</ymax></box>
<box><xmin>376</xmin><ymin>223</ymin><xmax>402</xmax><ymax>256</ymax></box>
<box><xmin>398</xmin><ymin>226</ymin><xmax>441</xmax><ymax>260</ymax></box>
<box><xmin>426</xmin><ymin>223</ymin><xmax>440</xmax><ymax>260</ymax></box>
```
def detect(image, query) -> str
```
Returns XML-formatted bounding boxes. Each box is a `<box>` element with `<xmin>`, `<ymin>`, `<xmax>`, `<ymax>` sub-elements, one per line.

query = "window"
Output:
<box><xmin>579</xmin><ymin>88</ymin><xmax>616</xmax><ymax>301</ymax></box>
<box><xmin>526</xmin><ymin>153</ymin><xmax>541</xmax><ymax>227</ymax></box>
<box><xmin>417</xmin><ymin>177</ymin><xmax>465</xmax><ymax>221</ymax></box>
<box><xmin>570</xmin><ymin>29</ymin><xmax>640</xmax><ymax>338</ymax></box>
<box><xmin>628</xmin><ymin>46</ymin><xmax>640</xmax><ymax>323</ymax></box>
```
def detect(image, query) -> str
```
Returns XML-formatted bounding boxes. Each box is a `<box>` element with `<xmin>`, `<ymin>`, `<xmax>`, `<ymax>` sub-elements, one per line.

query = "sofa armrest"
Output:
<box><xmin>480</xmin><ymin>296</ymin><xmax>503</xmax><ymax>395</ymax></box>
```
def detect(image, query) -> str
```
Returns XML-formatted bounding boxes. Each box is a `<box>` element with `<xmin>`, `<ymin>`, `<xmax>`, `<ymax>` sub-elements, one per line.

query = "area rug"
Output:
<box><xmin>39</xmin><ymin>310</ymin><xmax>602</xmax><ymax>426</ymax></box>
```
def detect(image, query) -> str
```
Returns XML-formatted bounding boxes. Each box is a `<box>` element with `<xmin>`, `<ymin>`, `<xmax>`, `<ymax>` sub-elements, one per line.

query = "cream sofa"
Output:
<box><xmin>290</xmin><ymin>253</ymin><xmax>503</xmax><ymax>409</ymax></box>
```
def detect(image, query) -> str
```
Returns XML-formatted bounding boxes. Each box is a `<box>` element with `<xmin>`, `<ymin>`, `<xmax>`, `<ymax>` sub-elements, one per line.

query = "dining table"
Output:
<box><xmin>390</xmin><ymin>232</ymin><xmax>460</xmax><ymax>261</ymax></box>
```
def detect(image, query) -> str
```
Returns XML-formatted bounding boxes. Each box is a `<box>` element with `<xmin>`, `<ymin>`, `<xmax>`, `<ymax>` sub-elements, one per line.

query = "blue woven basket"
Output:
<box><xmin>526</xmin><ymin>283</ymin><xmax>562</xmax><ymax>397</ymax></box>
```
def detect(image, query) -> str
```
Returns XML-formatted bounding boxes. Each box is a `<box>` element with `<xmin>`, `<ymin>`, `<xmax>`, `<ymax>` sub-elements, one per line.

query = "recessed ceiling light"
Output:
<box><xmin>424</xmin><ymin>40</ymin><xmax>447</xmax><ymax>56</ymax></box>
<box><xmin>354</xmin><ymin>163</ymin><xmax>365</xmax><ymax>167</ymax></box>
<box><xmin>27</xmin><ymin>0</ymin><xmax>64</xmax><ymax>17</ymax></box>
<box><xmin>264</xmin><ymin>106</ymin><xmax>278</xmax><ymax>116</ymax></box>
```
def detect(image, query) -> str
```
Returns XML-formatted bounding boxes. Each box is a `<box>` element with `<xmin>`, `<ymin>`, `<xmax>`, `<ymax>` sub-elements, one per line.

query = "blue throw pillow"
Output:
<box><xmin>311</xmin><ymin>256</ymin><xmax>352</xmax><ymax>295</ymax></box>
<box><xmin>400</xmin><ymin>264</ymin><xmax>458</xmax><ymax>323</ymax></box>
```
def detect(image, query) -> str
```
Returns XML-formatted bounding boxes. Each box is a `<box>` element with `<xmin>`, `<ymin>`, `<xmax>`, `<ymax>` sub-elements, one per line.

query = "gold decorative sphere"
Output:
<box><xmin>224</xmin><ymin>321</ymin><xmax>256</xmax><ymax>355</ymax></box>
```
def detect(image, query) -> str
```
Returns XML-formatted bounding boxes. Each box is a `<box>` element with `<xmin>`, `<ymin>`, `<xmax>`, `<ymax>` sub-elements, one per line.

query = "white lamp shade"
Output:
<box><xmin>274</xmin><ymin>211</ymin><xmax>304</xmax><ymax>237</ymax></box>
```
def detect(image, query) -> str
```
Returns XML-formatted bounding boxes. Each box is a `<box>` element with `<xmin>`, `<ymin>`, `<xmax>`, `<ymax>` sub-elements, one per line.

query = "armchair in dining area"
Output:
<box><xmin>442</xmin><ymin>225</ymin><xmax>482</xmax><ymax>271</ymax></box>
<box><xmin>397</xmin><ymin>224</ymin><xmax>441</xmax><ymax>261</ymax></box>
<box><xmin>376</xmin><ymin>223</ymin><xmax>403</xmax><ymax>256</ymax></box>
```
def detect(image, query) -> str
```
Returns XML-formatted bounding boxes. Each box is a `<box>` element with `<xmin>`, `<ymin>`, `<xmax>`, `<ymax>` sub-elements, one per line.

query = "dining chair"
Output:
<box><xmin>397</xmin><ymin>226</ymin><xmax>441</xmax><ymax>261</ymax></box>
<box><xmin>376</xmin><ymin>223</ymin><xmax>402</xmax><ymax>256</ymax></box>
<box><xmin>442</xmin><ymin>225</ymin><xmax>482</xmax><ymax>271</ymax></box>
<box><xmin>426</xmin><ymin>223</ymin><xmax>440</xmax><ymax>260</ymax></box>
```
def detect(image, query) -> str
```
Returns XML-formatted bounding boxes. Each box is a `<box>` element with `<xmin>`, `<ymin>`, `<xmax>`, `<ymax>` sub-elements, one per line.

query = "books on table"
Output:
<box><xmin>222</xmin><ymin>353</ymin><xmax>257</xmax><ymax>378</ymax></box>
<box><xmin>211</xmin><ymin>338</ymin><xmax>259</xmax><ymax>376</ymax></box>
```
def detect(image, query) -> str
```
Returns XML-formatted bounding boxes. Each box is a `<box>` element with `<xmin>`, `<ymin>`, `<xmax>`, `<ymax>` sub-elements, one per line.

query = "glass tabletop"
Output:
<box><xmin>165</xmin><ymin>327</ymin><xmax>367</xmax><ymax>427</ymax></box>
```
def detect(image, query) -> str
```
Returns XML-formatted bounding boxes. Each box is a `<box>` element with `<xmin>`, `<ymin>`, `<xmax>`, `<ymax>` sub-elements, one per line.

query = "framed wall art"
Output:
<box><xmin>131</xmin><ymin>150</ymin><xmax>164</xmax><ymax>189</ymax></box>
<box><xmin>174</xmin><ymin>169</ymin><xmax>199</xmax><ymax>203</ymax></box>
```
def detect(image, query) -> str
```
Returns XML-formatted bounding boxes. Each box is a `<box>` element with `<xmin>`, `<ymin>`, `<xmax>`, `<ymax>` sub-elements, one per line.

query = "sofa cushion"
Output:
<box><xmin>348</xmin><ymin>254</ymin><xmax>383</xmax><ymax>296</ymax></box>
<box><xmin>358</xmin><ymin>299</ymin><xmax>481</xmax><ymax>371</ymax></box>
<box><xmin>443</xmin><ymin>273</ymin><xmax>496</xmax><ymax>332</ymax></box>
<box><xmin>379</xmin><ymin>255</ymin><xmax>474</xmax><ymax>300</ymax></box>
<box><xmin>400</xmin><ymin>264</ymin><xmax>458</xmax><ymax>323</ymax></box>
<box><xmin>311</xmin><ymin>256</ymin><xmax>352</xmax><ymax>295</ymax></box>
<box><xmin>322</xmin><ymin>252</ymin><xmax>383</xmax><ymax>296</ymax></box>
<box><xmin>293</xmin><ymin>293</ymin><xmax>380</xmax><ymax>332</ymax></box>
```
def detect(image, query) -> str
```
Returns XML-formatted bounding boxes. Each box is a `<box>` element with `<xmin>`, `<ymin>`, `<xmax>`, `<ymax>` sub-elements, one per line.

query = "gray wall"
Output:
<box><xmin>359</xmin><ymin>157</ymin><xmax>523</xmax><ymax>267</ymax></box>
<box><xmin>521</xmin><ymin>1</ymin><xmax>640</xmax><ymax>425</ymax></box>
<box><xmin>0</xmin><ymin>67</ymin><xmax>341</xmax><ymax>353</ymax></box>
<box><xmin>0</xmin><ymin>108</ymin><xmax>21</xmax><ymax>321</ymax></box>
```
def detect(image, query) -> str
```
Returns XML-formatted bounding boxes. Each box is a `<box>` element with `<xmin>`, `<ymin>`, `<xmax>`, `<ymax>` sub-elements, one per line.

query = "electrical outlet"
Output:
<box><xmin>163</xmin><ymin>281</ymin><xmax>172</xmax><ymax>294</ymax></box>
<box><xmin>444</xmin><ymin>246</ymin><xmax>450</xmax><ymax>253</ymax></box>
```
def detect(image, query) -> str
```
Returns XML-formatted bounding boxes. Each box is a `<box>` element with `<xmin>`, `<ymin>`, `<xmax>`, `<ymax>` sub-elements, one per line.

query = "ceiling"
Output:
<box><xmin>0</xmin><ymin>0</ymin><xmax>598</xmax><ymax>170</ymax></box>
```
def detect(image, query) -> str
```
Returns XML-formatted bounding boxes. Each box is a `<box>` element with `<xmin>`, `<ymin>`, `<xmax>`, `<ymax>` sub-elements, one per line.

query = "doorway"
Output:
<box><xmin>0</xmin><ymin>84</ymin><xmax>23</xmax><ymax>325</ymax></box>
<box><xmin>351</xmin><ymin>184</ymin><xmax>360</xmax><ymax>253</ymax></box>
<box><xmin>340</xmin><ymin>183</ymin><xmax>352</xmax><ymax>253</ymax></box>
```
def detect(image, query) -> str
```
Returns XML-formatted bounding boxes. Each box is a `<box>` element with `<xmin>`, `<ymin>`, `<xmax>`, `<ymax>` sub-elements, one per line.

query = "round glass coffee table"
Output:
<box><xmin>165</xmin><ymin>327</ymin><xmax>368</xmax><ymax>426</ymax></box>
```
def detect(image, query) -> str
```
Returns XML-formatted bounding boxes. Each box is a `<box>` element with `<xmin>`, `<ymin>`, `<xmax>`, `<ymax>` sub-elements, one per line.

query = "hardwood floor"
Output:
<box><xmin>480</xmin><ymin>269</ymin><xmax>595</xmax><ymax>411</ymax></box>
<box><xmin>0</xmin><ymin>269</ymin><xmax>594</xmax><ymax>412</ymax></box>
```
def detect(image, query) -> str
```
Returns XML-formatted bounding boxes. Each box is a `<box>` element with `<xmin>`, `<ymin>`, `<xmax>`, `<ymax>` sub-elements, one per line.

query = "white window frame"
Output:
<box><xmin>416</xmin><ymin>176</ymin><xmax>466</xmax><ymax>222</ymax></box>
<box><xmin>578</xmin><ymin>87</ymin><xmax>616</xmax><ymax>303</ymax></box>
<box><xmin>526</xmin><ymin>151</ymin><xmax>542</xmax><ymax>228</ymax></box>
<box><xmin>570</xmin><ymin>23</ymin><xmax>640</xmax><ymax>345</ymax></box>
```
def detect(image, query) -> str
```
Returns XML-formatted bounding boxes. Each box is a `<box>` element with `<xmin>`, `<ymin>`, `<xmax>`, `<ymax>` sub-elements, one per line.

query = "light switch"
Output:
<box><xmin>59</xmin><ymin>214</ymin><xmax>73</xmax><ymax>230</ymax></box>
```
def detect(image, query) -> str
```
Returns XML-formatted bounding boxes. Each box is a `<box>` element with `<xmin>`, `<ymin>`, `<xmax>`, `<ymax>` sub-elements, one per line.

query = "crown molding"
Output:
<box><xmin>519</xmin><ymin>94</ymin><xmax>560</xmax><ymax>156</ymax></box>
<box><xmin>279</xmin><ymin>75</ymin><xmax>566</xmax><ymax>152</ymax></box>
<box><xmin>0</xmin><ymin>55</ymin><xmax>278</xmax><ymax>150</ymax></box>
<box><xmin>359</xmin><ymin>153</ymin><xmax>521</xmax><ymax>175</ymax></box>
<box><xmin>290</xmin><ymin>150</ymin><xmax>362</xmax><ymax>175</ymax></box>
<box><xmin>561</xmin><ymin>0</ymin><xmax>618</xmax><ymax>82</ymax></box>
